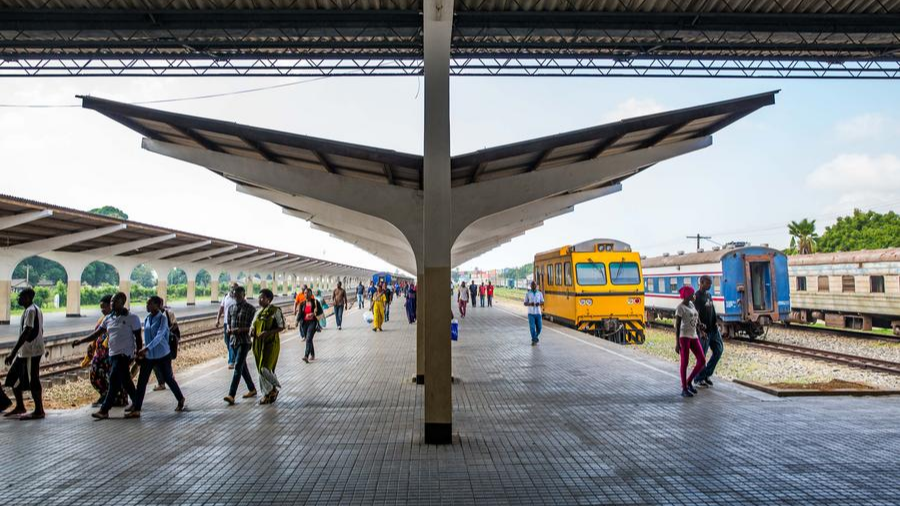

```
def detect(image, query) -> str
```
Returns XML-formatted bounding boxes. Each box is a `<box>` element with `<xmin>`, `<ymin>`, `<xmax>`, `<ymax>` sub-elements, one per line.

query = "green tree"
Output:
<box><xmin>131</xmin><ymin>264</ymin><xmax>156</xmax><ymax>288</ymax></box>
<box><xmin>817</xmin><ymin>209</ymin><xmax>900</xmax><ymax>253</ymax></box>
<box><xmin>89</xmin><ymin>206</ymin><xmax>129</xmax><ymax>220</ymax></box>
<box><xmin>12</xmin><ymin>257</ymin><xmax>67</xmax><ymax>284</ymax></box>
<box><xmin>82</xmin><ymin>260</ymin><xmax>119</xmax><ymax>286</ymax></box>
<box><xmin>787</xmin><ymin>218</ymin><xmax>818</xmax><ymax>255</ymax></box>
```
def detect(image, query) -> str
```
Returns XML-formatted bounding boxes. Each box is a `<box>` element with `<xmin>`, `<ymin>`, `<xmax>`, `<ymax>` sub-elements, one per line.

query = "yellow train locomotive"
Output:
<box><xmin>534</xmin><ymin>239</ymin><xmax>645</xmax><ymax>344</ymax></box>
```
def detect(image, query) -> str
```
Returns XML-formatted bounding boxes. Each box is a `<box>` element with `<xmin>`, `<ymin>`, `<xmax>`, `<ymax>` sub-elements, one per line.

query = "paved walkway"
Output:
<box><xmin>1</xmin><ymin>298</ymin><xmax>899</xmax><ymax>505</ymax></box>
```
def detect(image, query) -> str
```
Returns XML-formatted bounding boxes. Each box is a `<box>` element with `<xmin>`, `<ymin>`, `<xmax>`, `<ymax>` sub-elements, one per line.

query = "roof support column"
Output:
<box><xmin>421</xmin><ymin>0</ymin><xmax>454</xmax><ymax>445</ymax></box>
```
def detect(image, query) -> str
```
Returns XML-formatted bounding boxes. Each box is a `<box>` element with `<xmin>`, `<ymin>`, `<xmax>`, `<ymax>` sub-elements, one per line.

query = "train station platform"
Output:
<box><xmin>2</xmin><ymin>300</ymin><xmax>899</xmax><ymax>505</ymax></box>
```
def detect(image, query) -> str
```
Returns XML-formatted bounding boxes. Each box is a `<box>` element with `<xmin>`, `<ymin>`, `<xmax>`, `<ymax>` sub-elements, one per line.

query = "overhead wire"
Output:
<box><xmin>0</xmin><ymin>75</ymin><xmax>331</xmax><ymax>109</ymax></box>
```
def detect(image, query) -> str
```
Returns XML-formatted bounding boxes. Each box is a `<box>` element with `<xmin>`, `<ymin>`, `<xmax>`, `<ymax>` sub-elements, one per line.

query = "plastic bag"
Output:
<box><xmin>364</xmin><ymin>311</ymin><xmax>374</xmax><ymax>324</ymax></box>
<box><xmin>451</xmin><ymin>319</ymin><xmax>459</xmax><ymax>341</ymax></box>
<box><xmin>318</xmin><ymin>316</ymin><xmax>328</xmax><ymax>329</ymax></box>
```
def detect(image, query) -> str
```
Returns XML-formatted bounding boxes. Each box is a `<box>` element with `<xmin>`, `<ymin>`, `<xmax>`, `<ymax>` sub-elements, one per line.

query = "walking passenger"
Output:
<box><xmin>524</xmin><ymin>281</ymin><xmax>544</xmax><ymax>346</ymax></box>
<box><xmin>252</xmin><ymin>289</ymin><xmax>285</xmax><ymax>404</ymax></box>
<box><xmin>298</xmin><ymin>288</ymin><xmax>324</xmax><ymax>362</ymax></box>
<box><xmin>675</xmin><ymin>286</ymin><xmax>706</xmax><ymax>398</ymax></box>
<box><xmin>293</xmin><ymin>284</ymin><xmax>308</xmax><ymax>340</ymax></box>
<box><xmin>131</xmin><ymin>296</ymin><xmax>186</xmax><ymax>416</ymax></box>
<box><xmin>371</xmin><ymin>286</ymin><xmax>386</xmax><ymax>332</ymax></box>
<box><xmin>405</xmin><ymin>284</ymin><xmax>417</xmax><ymax>324</ymax></box>
<box><xmin>694</xmin><ymin>276</ymin><xmax>723</xmax><ymax>388</ymax></box>
<box><xmin>487</xmin><ymin>281</ymin><xmax>494</xmax><ymax>307</ymax></box>
<box><xmin>479</xmin><ymin>283</ymin><xmax>486</xmax><ymax>307</ymax></box>
<box><xmin>356</xmin><ymin>282</ymin><xmax>365</xmax><ymax>309</ymax></box>
<box><xmin>215</xmin><ymin>283</ymin><xmax>239</xmax><ymax>369</ymax></box>
<box><xmin>469</xmin><ymin>281</ymin><xmax>478</xmax><ymax>308</ymax></box>
<box><xmin>457</xmin><ymin>281</ymin><xmax>469</xmax><ymax>318</ymax></box>
<box><xmin>332</xmin><ymin>282</ymin><xmax>347</xmax><ymax>330</ymax></box>
<box><xmin>223</xmin><ymin>286</ymin><xmax>257</xmax><ymax>405</ymax></box>
<box><xmin>384</xmin><ymin>284</ymin><xmax>393</xmax><ymax>322</ymax></box>
<box><xmin>91</xmin><ymin>292</ymin><xmax>141</xmax><ymax>420</ymax></box>
<box><xmin>71</xmin><ymin>295</ymin><xmax>122</xmax><ymax>407</ymax></box>
<box><xmin>2</xmin><ymin>288</ymin><xmax>45</xmax><ymax>420</ymax></box>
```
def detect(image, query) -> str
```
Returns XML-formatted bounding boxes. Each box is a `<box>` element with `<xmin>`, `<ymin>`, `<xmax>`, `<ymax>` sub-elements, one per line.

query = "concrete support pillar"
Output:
<box><xmin>186</xmin><ymin>279</ymin><xmax>197</xmax><ymax>306</ymax></box>
<box><xmin>157</xmin><ymin>278</ymin><xmax>168</xmax><ymax>300</ymax></box>
<box><xmin>416</xmin><ymin>273</ymin><xmax>425</xmax><ymax>384</ymax></box>
<box><xmin>246</xmin><ymin>274</ymin><xmax>255</xmax><ymax>300</ymax></box>
<box><xmin>119</xmin><ymin>279</ymin><xmax>132</xmax><ymax>307</ymax></box>
<box><xmin>421</xmin><ymin>0</ymin><xmax>454</xmax><ymax>445</ymax></box>
<box><xmin>210</xmin><ymin>279</ymin><xmax>220</xmax><ymax>304</ymax></box>
<box><xmin>66</xmin><ymin>280</ymin><xmax>82</xmax><ymax>317</ymax></box>
<box><xmin>260</xmin><ymin>279</ymin><xmax>268</xmax><ymax>290</ymax></box>
<box><xmin>0</xmin><ymin>279</ymin><xmax>10</xmax><ymax>324</ymax></box>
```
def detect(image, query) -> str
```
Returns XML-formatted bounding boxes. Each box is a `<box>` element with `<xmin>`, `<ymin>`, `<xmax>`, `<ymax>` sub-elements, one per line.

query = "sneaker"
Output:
<box><xmin>531</xmin><ymin>340</ymin><xmax>537</xmax><ymax>346</ymax></box>
<box><xmin>91</xmin><ymin>410</ymin><xmax>110</xmax><ymax>420</ymax></box>
<box><xmin>124</xmin><ymin>410</ymin><xmax>141</xmax><ymax>419</ymax></box>
<box><xmin>302</xmin><ymin>357</ymin><xmax>309</xmax><ymax>363</ymax></box>
<box><xmin>124</xmin><ymin>404</ymin><xmax>136</xmax><ymax>413</ymax></box>
<box><xmin>242</xmin><ymin>390</ymin><xmax>257</xmax><ymax>399</ymax></box>
<box><xmin>693</xmin><ymin>378</ymin><xmax>706</xmax><ymax>389</ymax></box>
<box><xmin>687</xmin><ymin>386</ymin><xmax>699</xmax><ymax>395</ymax></box>
<box><xmin>704</xmin><ymin>379</ymin><xmax>714</xmax><ymax>387</ymax></box>
<box><xmin>223</xmin><ymin>395</ymin><xmax>235</xmax><ymax>406</ymax></box>
<box><xmin>227</xmin><ymin>364</ymin><xmax>235</xmax><ymax>370</ymax></box>
<box><xmin>153</xmin><ymin>384</ymin><xmax>167</xmax><ymax>391</ymax></box>
<box><xmin>681</xmin><ymin>389</ymin><xmax>694</xmax><ymax>398</ymax></box>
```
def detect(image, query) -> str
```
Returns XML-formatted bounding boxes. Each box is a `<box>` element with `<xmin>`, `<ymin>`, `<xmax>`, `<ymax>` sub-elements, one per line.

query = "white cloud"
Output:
<box><xmin>833</xmin><ymin>113</ymin><xmax>895</xmax><ymax>142</ymax></box>
<box><xmin>600</xmin><ymin>98</ymin><xmax>665</xmax><ymax>123</ymax></box>
<box><xmin>807</xmin><ymin>153</ymin><xmax>900</xmax><ymax>214</ymax></box>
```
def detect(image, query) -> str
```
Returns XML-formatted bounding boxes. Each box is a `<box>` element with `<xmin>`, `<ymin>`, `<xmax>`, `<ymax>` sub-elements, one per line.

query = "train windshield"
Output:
<box><xmin>575</xmin><ymin>263</ymin><xmax>607</xmax><ymax>286</ymax></box>
<box><xmin>609</xmin><ymin>262</ymin><xmax>641</xmax><ymax>285</ymax></box>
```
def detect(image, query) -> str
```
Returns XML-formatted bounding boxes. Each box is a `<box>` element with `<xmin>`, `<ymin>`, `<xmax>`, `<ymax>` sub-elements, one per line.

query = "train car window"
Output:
<box><xmin>669</xmin><ymin>278</ymin><xmax>677</xmax><ymax>293</ymax></box>
<box><xmin>546</xmin><ymin>265</ymin><xmax>552</xmax><ymax>286</ymax></box>
<box><xmin>870</xmin><ymin>276</ymin><xmax>885</xmax><ymax>293</ymax></box>
<box><xmin>575</xmin><ymin>263</ymin><xmax>607</xmax><ymax>286</ymax></box>
<box><xmin>796</xmin><ymin>276</ymin><xmax>807</xmax><ymax>291</ymax></box>
<box><xmin>609</xmin><ymin>262</ymin><xmax>641</xmax><ymax>285</ymax></box>
<box><xmin>713</xmin><ymin>276</ymin><xmax>721</xmax><ymax>295</ymax></box>
<box><xmin>842</xmin><ymin>275</ymin><xmax>855</xmax><ymax>293</ymax></box>
<box><xmin>564</xmin><ymin>262</ymin><xmax>573</xmax><ymax>286</ymax></box>
<box><xmin>817</xmin><ymin>276</ymin><xmax>829</xmax><ymax>292</ymax></box>
<box><xmin>555</xmin><ymin>263</ymin><xmax>562</xmax><ymax>286</ymax></box>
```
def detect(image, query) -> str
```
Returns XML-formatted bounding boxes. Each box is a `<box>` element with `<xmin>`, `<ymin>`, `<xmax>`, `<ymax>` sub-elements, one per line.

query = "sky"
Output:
<box><xmin>0</xmin><ymin>76</ymin><xmax>898</xmax><ymax>275</ymax></box>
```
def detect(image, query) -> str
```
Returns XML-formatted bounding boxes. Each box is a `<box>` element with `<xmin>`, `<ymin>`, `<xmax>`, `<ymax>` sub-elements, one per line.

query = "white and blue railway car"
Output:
<box><xmin>642</xmin><ymin>245</ymin><xmax>791</xmax><ymax>338</ymax></box>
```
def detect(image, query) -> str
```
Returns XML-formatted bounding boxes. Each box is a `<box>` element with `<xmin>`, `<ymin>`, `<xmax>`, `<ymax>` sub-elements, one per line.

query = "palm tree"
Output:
<box><xmin>788</xmin><ymin>219</ymin><xmax>818</xmax><ymax>255</ymax></box>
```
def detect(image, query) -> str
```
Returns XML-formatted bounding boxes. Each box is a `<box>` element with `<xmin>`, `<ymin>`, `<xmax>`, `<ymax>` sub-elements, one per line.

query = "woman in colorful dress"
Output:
<box><xmin>371</xmin><ymin>285</ymin><xmax>386</xmax><ymax>332</ymax></box>
<box><xmin>251</xmin><ymin>289</ymin><xmax>286</xmax><ymax>404</ymax></box>
<box><xmin>71</xmin><ymin>295</ymin><xmax>125</xmax><ymax>407</ymax></box>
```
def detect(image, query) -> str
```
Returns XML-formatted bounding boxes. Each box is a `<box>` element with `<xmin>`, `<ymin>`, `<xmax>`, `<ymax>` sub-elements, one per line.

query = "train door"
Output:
<box><xmin>742</xmin><ymin>254</ymin><xmax>777</xmax><ymax>322</ymax></box>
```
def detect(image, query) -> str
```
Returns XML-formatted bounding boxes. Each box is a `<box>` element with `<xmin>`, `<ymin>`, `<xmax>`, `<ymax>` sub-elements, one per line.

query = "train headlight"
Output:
<box><xmin>627</xmin><ymin>297</ymin><xmax>641</xmax><ymax>305</ymax></box>
<box><xmin>579</xmin><ymin>298</ymin><xmax>593</xmax><ymax>306</ymax></box>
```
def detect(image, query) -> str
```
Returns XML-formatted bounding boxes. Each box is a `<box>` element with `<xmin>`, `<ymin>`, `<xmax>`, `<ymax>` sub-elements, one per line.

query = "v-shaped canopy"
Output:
<box><xmin>81</xmin><ymin>91</ymin><xmax>776</xmax><ymax>190</ymax></box>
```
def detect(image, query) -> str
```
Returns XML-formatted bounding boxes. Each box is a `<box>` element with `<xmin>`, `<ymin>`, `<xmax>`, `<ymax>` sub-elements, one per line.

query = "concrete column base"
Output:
<box><xmin>0</xmin><ymin>279</ymin><xmax>12</xmax><ymax>324</ymax></box>
<box><xmin>66</xmin><ymin>279</ymin><xmax>81</xmax><ymax>318</ymax></box>
<box><xmin>424</xmin><ymin>423</ymin><xmax>452</xmax><ymax>445</ymax></box>
<box><xmin>186</xmin><ymin>279</ymin><xmax>196</xmax><ymax>306</ymax></box>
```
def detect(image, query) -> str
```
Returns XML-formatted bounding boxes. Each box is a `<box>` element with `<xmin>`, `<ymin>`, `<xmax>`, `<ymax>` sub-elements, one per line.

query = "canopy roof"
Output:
<box><xmin>2</xmin><ymin>2</ymin><xmax>898</xmax><ymax>77</ymax></box>
<box><xmin>0</xmin><ymin>194</ymin><xmax>372</xmax><ymax>276</ymax></box>
<box><xmin>82</xmin><ymin>91</ymin><xmax>776</xmax><ymax>190</ymax></box>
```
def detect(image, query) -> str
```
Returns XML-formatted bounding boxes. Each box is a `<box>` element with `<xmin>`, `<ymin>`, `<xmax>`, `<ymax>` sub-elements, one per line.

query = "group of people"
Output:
<box><xmin>361</xmin><ymin>279</ymin><xmax>416</xmax><ymax>332</ymax></box>
<box><xmin>455</xmin><ymin>280</ymin><xmax>494</xmax><ymax>318</ymax></box>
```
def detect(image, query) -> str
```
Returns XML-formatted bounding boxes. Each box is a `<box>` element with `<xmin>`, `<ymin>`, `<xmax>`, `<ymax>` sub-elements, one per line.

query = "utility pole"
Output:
<box><xmin>687</xmin><ymin>234</ymin><xmax>711</xmax><ymax>251</ymax></box>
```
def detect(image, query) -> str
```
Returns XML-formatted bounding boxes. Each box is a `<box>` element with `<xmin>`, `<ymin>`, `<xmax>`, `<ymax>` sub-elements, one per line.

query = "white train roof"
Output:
<box><xmin>643</xmin><ymin>245</ymin><xmax>782</xmax><ymax>268</ymax></box>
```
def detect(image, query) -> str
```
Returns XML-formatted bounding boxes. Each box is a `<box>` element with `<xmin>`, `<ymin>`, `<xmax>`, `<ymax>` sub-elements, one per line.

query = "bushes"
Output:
<box><xmin>9</xmin><ymin>283</ymin><xmax>213</xmax><ymax>310</ymax></box>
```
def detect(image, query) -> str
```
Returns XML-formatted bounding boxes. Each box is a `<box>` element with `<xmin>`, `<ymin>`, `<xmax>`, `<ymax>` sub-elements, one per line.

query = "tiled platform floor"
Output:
<box><xmin>1</xmin><ymin>299</ymin><xmax>899</xmax><ymax>505</ymax></box>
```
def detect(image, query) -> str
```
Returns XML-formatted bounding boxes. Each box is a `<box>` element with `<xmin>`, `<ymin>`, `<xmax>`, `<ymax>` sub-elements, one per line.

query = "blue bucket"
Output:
<box><xmin>450</xmin><ymin>320</ymin><xmax>459</xmax><ymax>341</ymax></box>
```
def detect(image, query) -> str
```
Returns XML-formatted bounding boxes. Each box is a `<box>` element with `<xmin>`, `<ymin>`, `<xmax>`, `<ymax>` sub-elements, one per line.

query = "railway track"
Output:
<box><xmin>779</xmin><ymin>322</ymin><xmax>900</xmax><ymax>344</ymax></box>
<box><xmin>647</xmin><ymin>320</ymin><xmax>900</xmax><ymax>376</ymax></box>
<box><xmin>730</xmin><ymin>339</ymin><xmax>900</xmax><ymax>376</ymax></box>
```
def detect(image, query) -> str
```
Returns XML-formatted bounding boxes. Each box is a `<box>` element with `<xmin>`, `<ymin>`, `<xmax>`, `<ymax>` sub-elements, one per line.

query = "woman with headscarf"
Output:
<box><xmin>405</xmin><ymin>284</ymin><xmax>417</xmax><ymax>324</ymax></box>
<box><xmin>251</xmin><ymin>289</ymin><xmax>285</xmax><ymax>404</ymax></box>
<box><xmin>674</xmin><ymin>285</ymin><xmax>706</xmax><ymax>398</ymax></box>
<box><xmin>371</xmin><ymin>285</ymin><xmax>386</xmax><ymax>332</ymax></box>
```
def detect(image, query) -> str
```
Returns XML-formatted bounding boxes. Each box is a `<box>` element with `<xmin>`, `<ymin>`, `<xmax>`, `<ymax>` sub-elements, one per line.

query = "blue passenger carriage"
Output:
<box><xmin>643</xmin><ymin>244</ymin><xmax>790</xmax><ymax>338</ymax></box>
